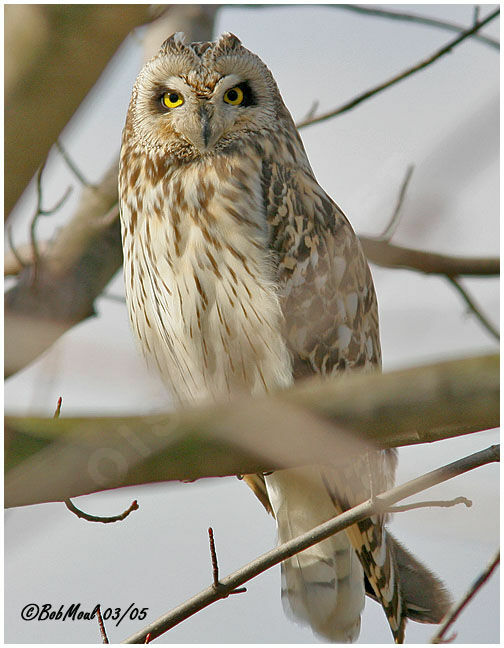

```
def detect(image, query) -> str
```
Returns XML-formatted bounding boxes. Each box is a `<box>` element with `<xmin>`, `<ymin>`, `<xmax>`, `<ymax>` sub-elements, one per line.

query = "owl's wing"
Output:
<box><xmin>259</xmin><ymin>155</ymin><xmax>406</xmax><ymax>638</ymax></box>
<box><xmin>262</xmin><ymin>157</ymin><xmax>381</xmax><ymax>378</ymax></box>
<box><xmin>259</xmin><ymin>156</ymin><xmax>449</xmax><ymax>642</ymax></box>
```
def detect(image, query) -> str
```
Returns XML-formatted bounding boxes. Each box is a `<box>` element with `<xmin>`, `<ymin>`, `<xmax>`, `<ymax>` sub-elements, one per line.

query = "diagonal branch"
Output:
<box><xmin>121</xmin><ymin>444</ymin><xmax>499</xmax><ymax>643</ymax></box>
<box><xmin>296</xmin><ymin>8</ymin><xmax>500</xmax><ymax>129</ymax></box>
<box><xmin>445</xmin><ymin>276</ymin><xmax>499</xmax><ymax>341</ymax></box>
<box><xmin>334</xmin><ymin>5</ymin><xmax>499</xmax><ymax>50</ymax></box>
<box><xmin>431</xmin><ymin>549</ymin><xmax>500</xmax><ymax>643</ymax></box>
<box><xmin>378</xmin><ymin>165</ymin><xmax>415</xmax><ymax>241</ymax></box>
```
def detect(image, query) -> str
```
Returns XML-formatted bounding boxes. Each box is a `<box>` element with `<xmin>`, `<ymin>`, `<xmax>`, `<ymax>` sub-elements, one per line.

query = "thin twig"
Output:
<box><xmin>301</xmin><ymin>99</ymin><xmax>319</xmax><ymax>123</ymax></box>
<box><xmin>208</xmin><ymin>527</ymin><xmax>247</xmax><ymax>596</ymax></box>
<box><xmin>335</xmin><ymin>4</ymin><xmax>499</xmax><ymax>50</ymax></box>
<box><xmin>53</xmin><ymin>397</ymin><xmax>62</xmax><ymax>419</ymax></box>
<box><xmin>29</xmin><ymin>160</ymin><xmax>72</xmax><ymax>284</ymax></box>
<box><xmin>387</xmin><ymin>495</ymin><xmax>472</xmax><ymax>513</ymax></box>
<box><xmin>473</xmin><ymin>6</ymin><xmax>481</xmax><ymax>27</ymax></box>
<box><xmin>96</xmin><ymin>605</ymin><xmax>110</xmax><ymax>644</ymax></box>
<box><xmin>122</xmin><ymin>444</ymin><xmax>499</xmax><ymax>643</ymax></box>
<box><xmin>297</xmin><ymin>9</ymin><xmax>500</xmax><ymax>129</ymax></box>
<box><xmin>431</xmin><ymin>550</ymin><xmax>500</xmax><ymax>643</ymax></box>
<box><xmin>56</xmin><ymin>140</ymin><xmax>96</xmax><ymax>189</ymax></box>
<box><xmin>378</xmin><ymin>165</ymin><xmax>415</xmax><ymax>241</ymax></box>
<box><xmin>208</xmin><ymin>527</ymin><xmax>219</xmax><ymax>587</ymax></box>
<box><xmin>446</xmin><ymin>276</ymin><xmax>499</xmax><ymax>341</ymax></box>
<box><xmin>65</xmin><ymin>498</ymin><xmax>139</xmax><ymax>524</ymax></box>
<box><xmin>29</xmin><ymin>164</ymin><xmax>46</xmax><ymax>278</ymax></box>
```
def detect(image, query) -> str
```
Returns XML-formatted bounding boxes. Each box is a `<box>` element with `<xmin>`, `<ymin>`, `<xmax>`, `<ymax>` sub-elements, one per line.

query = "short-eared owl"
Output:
<box><xmin>119</xmin><ymin>32</ymin><xmax>450</xmax><ymax>643</ymax></box>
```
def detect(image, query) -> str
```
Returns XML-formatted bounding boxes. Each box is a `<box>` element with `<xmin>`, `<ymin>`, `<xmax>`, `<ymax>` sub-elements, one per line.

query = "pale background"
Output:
<box><xmin>5</xmin><ymin>4</ymin><xmax>499</xmax><ymax>643</ymax></box>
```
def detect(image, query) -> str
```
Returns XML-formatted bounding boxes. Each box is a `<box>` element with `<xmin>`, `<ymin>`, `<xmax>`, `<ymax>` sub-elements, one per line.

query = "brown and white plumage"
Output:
<box><xmin>119</xmin><ymin>32</ymin><xmax>451</xmax><ymax>642</ymax></box>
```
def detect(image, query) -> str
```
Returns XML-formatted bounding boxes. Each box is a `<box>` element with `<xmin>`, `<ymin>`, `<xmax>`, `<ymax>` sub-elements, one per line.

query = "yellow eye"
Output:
<box><xmin>162</xmin><ymin>91</ymin><xmax>184</xmax><ymax>109</ymax></box>
<box><xmin>223</xmin><ymin>86</ymin><xmax>244</xmax><ymax>106</ymax></box>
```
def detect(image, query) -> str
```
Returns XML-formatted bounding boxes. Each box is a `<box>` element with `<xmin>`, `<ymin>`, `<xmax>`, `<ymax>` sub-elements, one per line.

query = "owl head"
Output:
<box><xmin>126</xmin><ymin>32</ymin><xmax>289</xmax><ymax>159</ymax></box>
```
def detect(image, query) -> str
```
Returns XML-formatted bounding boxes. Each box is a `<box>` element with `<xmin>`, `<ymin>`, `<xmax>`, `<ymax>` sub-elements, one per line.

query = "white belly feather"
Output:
<box><xmin>121</xmin><ymin>158</ymin><xmax>292</xmax><ymax>404</ymax></box>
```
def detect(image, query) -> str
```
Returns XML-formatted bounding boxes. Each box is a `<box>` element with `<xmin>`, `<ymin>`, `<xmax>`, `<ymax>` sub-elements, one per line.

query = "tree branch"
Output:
<box><xmin>445</xmin><ymin>276</ymin><xmax>499</xmax><ymax>341</ymax></box>
<box><xmin>4</xmin><ymin>5</ymin><xmax>220</xmax><ymax>378</ymax></box>
<box><xmin>378</xmin><ymin>165</ymin><xmax>415</xmax><ymax>241</ymax></box>
<box><xmin>121</xmin><ymin>444</ymin><xmax>499</xmax><ymax>643</ymax></box>
<box><xmin>431</xmin><ymin>549</ymin><xmax>500</xmax><ymax>643</ymax></box>
<box><xmin>5</xmin><ymin>354</ymin><xmax>498</xmax><ymax>508</ymax></box>
<box><xmin>335</xmin><ymin>5</ymin><xmax>499</xmax><ymax>50</ymax></box>
<box><xmin>64</xmin><ymin>497</ymin><xmax>139</xmax><ymax>524</ymax></box>
<box><xmin>5</xmin><ymin>5</ymin><xmax>152</xmax><ymax>217</ymax></box>
<box><xmin>296</xmin><ymin>8</ymin><xmax>500</xmax><ymax>129</ymax></box>
<box><xmin>96</xmin><ymin>605</ymin><xmax>110</xmax><ymax>644</ymax></box>
<box><xmin>387</xmin><ymin>495</ymin><xmax>472</xmax><ymax>514</ymax></box>
<box><xmin>360</xmin><ymin>238</ymin><xmax>499</xmax><ymax>276</ymax></box>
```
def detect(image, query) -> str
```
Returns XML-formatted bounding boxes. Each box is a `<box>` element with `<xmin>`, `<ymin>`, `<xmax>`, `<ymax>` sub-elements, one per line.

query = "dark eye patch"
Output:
<box><xmin>233</xmin><ymin>81</ymin><xmax>256</xmax><ymax>107</ymax></box>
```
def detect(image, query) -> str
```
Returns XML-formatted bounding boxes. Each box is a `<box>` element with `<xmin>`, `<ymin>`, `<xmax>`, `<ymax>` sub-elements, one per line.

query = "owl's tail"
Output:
<box><xmin>265</xmin><ymin>468</ymin><xmax>366</xmax><ymax>643</ymax></box>
<box><xmin>264</xmin><ymin>468</ymin><xmax>452</xmax><ymax>643</ymax></box>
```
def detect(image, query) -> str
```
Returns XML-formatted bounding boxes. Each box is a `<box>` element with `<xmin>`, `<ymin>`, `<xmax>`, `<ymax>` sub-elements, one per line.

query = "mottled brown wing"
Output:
<box><xmin>262</xmin><ymin>157</ymin><xmax>381</xmax><ymax>378</ymax></box>
<box><xmin>261</xmin><ymin>157</ymin><xmax>406</xmax><ymax>642</ymax></box>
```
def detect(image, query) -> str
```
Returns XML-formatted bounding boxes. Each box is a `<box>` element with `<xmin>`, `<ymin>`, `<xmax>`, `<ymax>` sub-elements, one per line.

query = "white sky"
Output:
<box><xmin>5</xmin><ymin>4</ymin><xmax>499</xmax><ymax>644</ymax></box>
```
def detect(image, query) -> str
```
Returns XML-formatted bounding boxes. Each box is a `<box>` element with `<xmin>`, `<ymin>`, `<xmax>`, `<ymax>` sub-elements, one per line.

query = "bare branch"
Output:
<box><xmin>5</xmin><ymin>5</ymin><xmax>152</xmax><ymax>216</ymax></box>
<box><xmin>64</xmin><ymin>498</ymin><xmax>139</xmax><ymax>524</ymax></box>
<box><xmin>96</xmin><ymin>605</ymin><xmax>110</xmax><ymax>644</ymax></box>
<box><xmin>56</xmin><ymin>139</ymin><xmax>96</xmax><ymax>189</ymax></box>
<box><xmin>5</xmin><ymin>163</ymin><xmax>121</xmax><ymax>378</ymax></box>
<box><xmin>360</xmin><ymin>238</ymin><xmax>499</xmax><ymax>277</ymax></box>
<box><xmin>29</xmin><ymin>160</ymin><xmax>72</xmax><ymax>285</ymax></box>
<box><xmin>208</xmin><ymin>527</ymin><xmax>220</xmax><ymax>587</ymax></box>
<box><xmin>296</xmin><ymin>9</ymin><xmax>500</xmax><ymax>129</ymax></box>
<box><xmin>5</xmin><ymin>354</ymin><xmax>498</xmax><ymax>508</ymax></box>
<box><xmin>208</xmin><ymin>527</ymin><xmax>247</xmax><ymax>596</ymax></box>
<box><xmin>121</xmin><ymin>444</ymin><xmax>499</xmax><ymax>643</ymax></box>
<box><xmin>431</xmin><ymin>550</ymin><xmax>500</xmax><ymax>643</ymax></box>
<box><xmin>53</xmin><ymin>396</ymin><xmax>62</xmax><ymax>419</ymax></box>
<box><xmin>300</xmin><ymin>99</ymin><xmax>320</xmax><ymax>123</ymax></box>
<box><xmin>335</xmin><ymin>5</ymin><xmax>499</xmax><ymax>50</ymax></box>
<box><xmin>445</xmin><ymin>276</ymin><xmax>499</xmax><ymax>341</ymax></box>
<box><xmin>473</xmin><ymin>5</ymin><xmax>481</xmax><ymax>27</ymax></box>
<box><xmin>5</xmin><ymin>5</ymin><xmax>220</xmax><ymax>378</ymax></box>
<box><xmin>387</xmin><ymin>495</ymin><xmax>472</xmax><ymax>513</ymax></box>
<box><xmin>378</xmin><ymin>165</ymin><xmax>415</xmax><ymax>241</ymax></box>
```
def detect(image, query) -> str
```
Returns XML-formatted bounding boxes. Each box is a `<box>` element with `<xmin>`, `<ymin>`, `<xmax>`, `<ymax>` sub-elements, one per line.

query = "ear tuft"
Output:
<box><xmin>214</xmin><ymin>32</ymin><xmax>242</xmax><ymax>53</ymax></box>
<box><xmin>160</xmin><ymin>32</ymin><xmax>187</xmax><ymax>53</ymax></box>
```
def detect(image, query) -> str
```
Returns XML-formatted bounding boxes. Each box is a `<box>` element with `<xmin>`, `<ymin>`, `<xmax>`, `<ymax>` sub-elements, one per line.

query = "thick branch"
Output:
<box><xmin>5</xmin><ymin>354</ymin><xmax>498</xmax><ymax>508</ymax></box>
<box><xmin>296</xmin><ymin>9</ymin><xmax>500</xmax><ymax>129</ymax></box>
<box><xmin>360</xmin><ymin>237</ymin><xmax>500</xmax><ymax>276</ymax></box>
<box><xmin>5</xmin><ymin>5</ymin><xmax>151</xmax><ymax>217</ymax></box>
<box><xmin>121</xmin><ymin>444</ymin><xmax>499</xmax><ymax>643</ymax></box>
<box><xmin>4</xmin><ymin>5</ymin><xmax>219</xmax><ymax>378</ymax></box>
<box><xmin>4</xmin><ymin>166</ymin><xmax>121</xmax><ymax>377</ymax></box>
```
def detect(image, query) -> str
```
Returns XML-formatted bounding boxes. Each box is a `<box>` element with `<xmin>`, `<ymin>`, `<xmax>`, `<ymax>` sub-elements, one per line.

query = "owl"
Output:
<box><xmin>119</xmin><ymin>32</ymin><xmax>450</xmax><ymax>642</ymax></box>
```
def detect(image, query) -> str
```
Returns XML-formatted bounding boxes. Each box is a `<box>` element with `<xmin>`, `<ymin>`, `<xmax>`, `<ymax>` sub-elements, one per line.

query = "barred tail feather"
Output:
<box><xmin>350</xmin><ymin>519</ymin><xmax>405</xmax><ymax>643</ymax></box>
<box><xmin>265</xmin><ymin>468</ymin><xmax>366</xmax><ymax>643</ymax></box>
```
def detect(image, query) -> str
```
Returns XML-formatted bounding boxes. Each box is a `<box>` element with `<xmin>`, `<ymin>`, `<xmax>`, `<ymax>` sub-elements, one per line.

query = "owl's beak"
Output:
<box><xmin>199</xmin><ymin>105</ymin><xmax>212</xmax><ymax>149</ymax></box>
